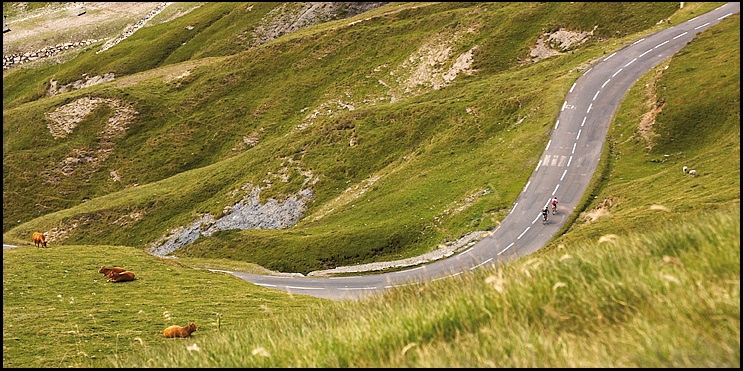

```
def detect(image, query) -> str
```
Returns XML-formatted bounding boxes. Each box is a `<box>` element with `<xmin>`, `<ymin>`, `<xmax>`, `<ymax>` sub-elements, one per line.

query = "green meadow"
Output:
<box><xmin>2</xmin><ymin>245</ymin><xmax>319</xmax><ymax>368</ymax></box>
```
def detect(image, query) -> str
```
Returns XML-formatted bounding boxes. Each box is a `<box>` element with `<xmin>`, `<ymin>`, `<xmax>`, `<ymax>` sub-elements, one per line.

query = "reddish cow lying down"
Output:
<box><xmin>98</xmin><ymin>266</ymin><xmax>126</xmax><ymax>277</ymax></box>
<box><xmin>106</xmin><ymin>270</ymin><xmax>136</xmax><ymax>283</ymax></box>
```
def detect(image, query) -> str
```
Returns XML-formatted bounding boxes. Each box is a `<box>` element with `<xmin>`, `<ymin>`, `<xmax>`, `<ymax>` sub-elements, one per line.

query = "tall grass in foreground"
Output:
<box><xmin>103</xmin><ymin>207</ymin><xmax>739</xmax><ymax>367</ymax></box>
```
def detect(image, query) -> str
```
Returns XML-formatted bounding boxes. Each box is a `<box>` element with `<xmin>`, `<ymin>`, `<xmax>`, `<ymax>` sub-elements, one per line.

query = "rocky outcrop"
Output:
<box><xmin>2</xmin><ymin>39</ymin><xmax>102</xmax><ymax>70</ymax></box>
<box><xmin>524</xmin><ymin>26</ymin><xmax>597</xmax><ymax>64</ymax></box>
<box><xmin>47</xmin><ymin>73</ymin><xmax>116</xmax><ymax>97</ymax></box>
<box><xmin>148</xmin><ymin>186</ymin><xmax>314</xmax><ymax>257</ymax></box>
<box><xmin>248</xmin><ymin>2</ymin><xmax>389</xmax><ymax>48</ymax></box>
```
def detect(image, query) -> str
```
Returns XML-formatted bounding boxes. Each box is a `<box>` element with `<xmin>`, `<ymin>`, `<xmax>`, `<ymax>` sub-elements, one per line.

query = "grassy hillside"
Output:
<box><xmin>97</xmin><ymin>208</ymin><xmax>740</xmax><ymax>367</ymax></box>
<box><xmin>5</xmin><ymin>208</ymin><xmax>735</xmax><ymax>367</ymax></box>
<box><xmin>3</xmin><ymin>2</ymin><xmax>738</xmax><ymax>368</ymax></box>
<box><xmin>4</xmin><ymin>2</ymin><xmax>706</xmax><ymax>274</ymax></box>
<box><xmin>97</xmin><ymin>11</ymin><xmax>739</xmax><ymax>367</ymax></box>
<box><xmin>2</xmin><ymin>244</ymin><xmax>321</xmax><ymax>368</ymax></box>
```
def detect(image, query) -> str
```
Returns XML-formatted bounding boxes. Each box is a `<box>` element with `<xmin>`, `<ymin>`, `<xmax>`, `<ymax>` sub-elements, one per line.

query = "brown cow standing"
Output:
<box><xmin>32</xmin><ymin>232</ymin><xmax>47</xmax><ymax>247</ymax></box>
<box><xmin>98</xmin><ymin>266</ymin><xmax>126</xmax><ymax>278</ymax></box>
<box><xmin>106</xmin><ymin>270</ymin><xmax>136</xmax><ymax>282</ymax></box>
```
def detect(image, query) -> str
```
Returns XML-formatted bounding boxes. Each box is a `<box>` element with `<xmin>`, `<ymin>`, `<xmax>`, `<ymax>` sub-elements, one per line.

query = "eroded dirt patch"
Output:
<box><xmin>47</xmin><ymin>73</ymin><xmax>116</xmax><ymax>97</ymax></box>
<box><xmin>293</xmin><ymin>20</ymin><xmax>481</xmax><ymax>132</ymax></box>
<box><xmin>580</xmin><ymin>197</ymin><xmax>616</xmax><ymax>224</ymax></box>
<box><xmin>636</xmin><ymin>63</ymin><xmax>670</xmax><ymax>149</ymax></box>
<box><xmin>525</xmin><ymin>27</ymin><xmax>597</xmax><ymax>64</ymax></box>
<box><xmin>391</xmin><ymin>26</ymin><xmax>480</xmax><ymax>101</ymax></box>
<box><xmin>638</xmin><ymin>101</ymin><xmax>664</xmax><ymax>149</ymax></box>
<box><xmin>44</xmin><ymin>97</ymin><xmax>138</xmax><ymax>181</ymax></box>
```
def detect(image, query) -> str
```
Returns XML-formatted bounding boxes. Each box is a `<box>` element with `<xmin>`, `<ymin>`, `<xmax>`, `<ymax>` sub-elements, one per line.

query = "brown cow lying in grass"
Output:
<box><xmin>106</xmin><ymin>270</ymin><xmax>136</xmax><ymax>282</ymax></box>
<box><xmin>32</xmin><ymin>232</ymin><xmax>47</xmax><ymax>247</ymax></box>
<box><xmin>163</xmin><ymin>323</ymin><xmax>198</xmax><ymax>338</ymax></box>
<box><xmin>98</xmin><ymin>266</ymin><xmax>126</xmax><ymax>277</ymax></box>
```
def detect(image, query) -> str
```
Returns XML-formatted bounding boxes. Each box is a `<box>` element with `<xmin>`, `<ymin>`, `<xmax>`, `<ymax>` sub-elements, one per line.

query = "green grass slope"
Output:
<box><xmin>91</xmin><ymin>207</ymin><xmax>740</xmax><ymax>368</ymax></box>
<box><xmin>93</xmin><ymin>13</ymin><xmax>740</xmax><ymax>367</ymax></box>
<box><xmin>4</xmin><ymin>2</ymin><xmax>706</xmax><ymax>274</ymax></box>
<box><xmin>3</xmin><ymin>3</ymin><xmax>738</xmax><ymax>368</ymax></box>
<box><xmin>2</xmin><ymin>244</ymin><xmax>320</xmax><ymax>368</ymax></box>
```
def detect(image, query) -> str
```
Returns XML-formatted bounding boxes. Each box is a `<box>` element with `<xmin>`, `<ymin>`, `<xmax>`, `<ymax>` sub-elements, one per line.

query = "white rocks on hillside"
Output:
<box><xmin>148</xmin><ymin>186</ymin><xmax>314</xmax><ymax>257</ymax></box>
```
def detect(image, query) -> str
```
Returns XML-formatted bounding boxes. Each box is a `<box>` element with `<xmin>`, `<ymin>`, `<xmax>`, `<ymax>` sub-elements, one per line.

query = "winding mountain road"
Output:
<box><xmin>212</xmin><ymin>2</ymin><xmax>740</xmax><ymax>301</ymax></box>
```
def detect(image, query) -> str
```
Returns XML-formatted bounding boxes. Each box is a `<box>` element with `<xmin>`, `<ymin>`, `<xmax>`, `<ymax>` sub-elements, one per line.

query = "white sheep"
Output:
<box><xmin>682</xmin><ymin>166</ymin><xmax>688</xmax><ymax>173</ymax></box>
<box><xmin>688</xmin><ymin>169</ymin><xmax>697</xmax><ymax>177</ymax></box>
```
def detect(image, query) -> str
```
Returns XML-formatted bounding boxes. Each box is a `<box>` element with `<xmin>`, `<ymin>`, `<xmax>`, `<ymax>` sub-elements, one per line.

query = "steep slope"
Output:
<box><xmin>4</xmin><ymin>3</ymin><xmax>694</xmax><ymax>274</ymax></box>
<box><xmin>2</xmin><ymin>4</ymin><xmax>738</xmax><ymax>367</ymax></box>
<box><xmin>98</xmin><ymin>9</ymin><xmax>740</xmax><ymax>367</ymax></box>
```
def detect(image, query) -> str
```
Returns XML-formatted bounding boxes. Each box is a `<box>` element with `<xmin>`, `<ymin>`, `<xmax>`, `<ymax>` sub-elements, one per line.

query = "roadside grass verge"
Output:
<box><xmin>1</xmin><ymin>244</ymin><xmax>320</xmax><ymax>368</ymax></box>
<box><xmin>97</xmin><ymin>207</ymin><xmax>739</xmax><ymax>367</ymax></box>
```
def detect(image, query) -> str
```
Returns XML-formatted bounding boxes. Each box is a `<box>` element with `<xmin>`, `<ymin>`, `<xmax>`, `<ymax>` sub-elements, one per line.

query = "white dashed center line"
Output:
<box><xmin>498</xmin><ymin>243</ymin><xmax>515</xmax><ymax>256</ymax></box>
<box><xmin>517</xmin><ymin>227</ymin><xmax>530</xmax><ymax>240</ymax></box>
